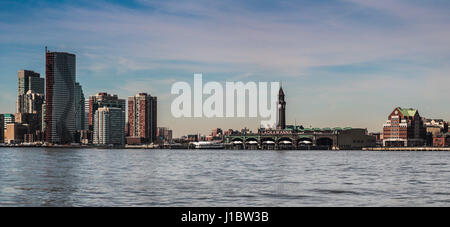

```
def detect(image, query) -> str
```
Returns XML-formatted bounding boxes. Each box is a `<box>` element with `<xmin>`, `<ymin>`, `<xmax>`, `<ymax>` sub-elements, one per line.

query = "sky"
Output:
<box><xmin>1</xmin><ymin>0</ymin><xmax>450</xmax><ymax>137</ymax></box>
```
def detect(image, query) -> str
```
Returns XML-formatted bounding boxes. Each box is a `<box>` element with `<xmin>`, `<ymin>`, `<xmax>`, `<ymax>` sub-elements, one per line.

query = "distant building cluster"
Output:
<box><xmin>218</xmin><ymin>88</ymin><xmax>449</xmax><ymax>150</ymax></box>
<box><xmin>156</xmin><ymin>87</ymin><xmax>450</xmax><ymax>150</ymax></box>
<box><xmin>382</xmin><ymin>107</ymin><xmax>450</xmax><ymax>147</ymax></box>
<box><xmin>1</xmin><ymin>48</ymin><xmax>449</xmax><ymax>149</ymax></box>
<box><xmin>0</xmin><ymin>48</ymin><xmax>166</xmax><ymax>147</ymax></box>
<box><xmin>184</xmin><ymin>87</ymin><xmax>379</xmax><ymax>150</ymax></box>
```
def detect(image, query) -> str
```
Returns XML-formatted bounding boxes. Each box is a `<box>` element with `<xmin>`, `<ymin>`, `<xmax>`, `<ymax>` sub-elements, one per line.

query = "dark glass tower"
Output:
<box><xmin>17</xmin><ymin>70</ymin><xmax>44</xmax><ymax>114</ymax></box>
<box><xmin>18</xmin><ymin>70</ymin><xmax>44</xmax><ymax>95</ymax></box>
<box><xmin>277</xmin><ymin>86</ymin><xmax>286</xmax><ymax>129</ymax></box>
<box><xmin>45</xmin><ymin>49</ymin><xmax>76</xmax><ymax>144</ymax></box>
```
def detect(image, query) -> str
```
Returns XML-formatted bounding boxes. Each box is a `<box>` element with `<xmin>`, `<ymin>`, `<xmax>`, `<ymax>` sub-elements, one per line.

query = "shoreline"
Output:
<box><xmin>1</xmin><ymin>144</ymin><xmax>450</xmax><ymax>151</ymax></box>
<box><xmin>363</xmin><ymin>147</ymin><xmax>450</xmax><ymax>151</ymax></box>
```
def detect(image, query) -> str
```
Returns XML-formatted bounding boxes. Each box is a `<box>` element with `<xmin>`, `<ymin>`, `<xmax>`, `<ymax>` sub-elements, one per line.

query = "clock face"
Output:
<box><xmin>395</xmin><ymin>110</ymin><xmax>398</xmax><ymax>114</ymax></box>
<box><xmin>278</xmin><ymin>104</ymin><xmax>282</xmax><ymax>108</ymax></box>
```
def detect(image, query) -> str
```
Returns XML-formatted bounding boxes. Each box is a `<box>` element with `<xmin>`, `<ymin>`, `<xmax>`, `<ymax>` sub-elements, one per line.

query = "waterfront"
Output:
<box><xmin>0</xmin><ymin>148</ymin><xmax>449</xmax><ymax>206</ymax></box>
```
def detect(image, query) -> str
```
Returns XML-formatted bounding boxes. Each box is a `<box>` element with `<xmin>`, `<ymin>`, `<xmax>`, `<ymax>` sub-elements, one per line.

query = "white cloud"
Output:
<box><xmin>2</xmin><ymin>0</ymin><xmax>450</xmax><ymax>76</ymax></box>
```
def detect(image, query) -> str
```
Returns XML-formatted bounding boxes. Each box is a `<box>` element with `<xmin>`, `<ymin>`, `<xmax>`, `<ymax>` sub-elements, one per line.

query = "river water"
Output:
<box><xmin>0</xmin><ymin>148</ymin><xmax>449</xmax><ymax>206</ymax></box>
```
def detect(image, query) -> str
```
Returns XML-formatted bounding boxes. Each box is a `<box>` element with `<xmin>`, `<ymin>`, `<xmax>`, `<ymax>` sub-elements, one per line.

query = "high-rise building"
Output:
<box><xmin>17</xmin><ymin>90</ymin><xmax>45</xmax><ymax>114</ymax></box>
<box><xmin>41</xmin><ymin>101</ymin><xmax>46</xmax><ymax>132</ymax></box>
<box><xmin>3</xmin><ymin>113</ymin><xmax>15</xmax><ymax>130</ymax></box>
<box><xmin>277</xmin><ymin>86</ymin><xmax>286</xmax><ymax>130</ymax></box>
<box><xmin>74</xmin><ymin>82</ymin><xmax>85</xmax><ymax>131</ymax></box>
<box><xmin>16</xmin><ymin>70</ymin><xmax>45</xmax><ymax>142</ymax></box>
<box><xmin>16</xmin><ymin>91</ymin><xmax>45</xmax><ymax>139</ymax></box>
<box><xmin>93</xmin><ymin>107</ymin><xmax>125</xmax><ymax>146</ymax></box>
<box><xmin>127</xmin><ymin>93</ymin><xmax>157</xmax><ymax>144</ymax></box>
<box><xmin>45</xmin><ymin>49</ymin><xmax>76</xmax><ymax>144</ymax></box>
<box><xmin>0</xmin><ymin>114</ymin><xmax>4</xmax><ymax>143</ymax></box>
<box><xmin>88</xmin><ymin>92</ymin><xmax>125</xmax><ymax>131</ymax></box>
<box><xmin>382</xmin><ymin>107</ymin><xmax>426</xmax><ymax>147</ymax></box>
<box><xmin>15</xmin><ymin>113</ymin><xmax>39</xmax><ymax>133</ymax></box>
<box><xmin>17</xmin><ymin>70</ymin><xmax>45</xmax><ymax>124</ymax></box>
<box><xmin>17</xmin><ymin>70</ymin><xmax>44</xmax><ymax>96</ymax></box>
<box><xmin>84</xmin><ymin>99</ymin><xmax>89</xmax><ymax>131</ymax></box>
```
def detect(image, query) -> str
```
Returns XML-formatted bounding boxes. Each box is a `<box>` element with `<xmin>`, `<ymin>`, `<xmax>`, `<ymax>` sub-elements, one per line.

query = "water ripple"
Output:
<box><xmin>0</xmin><ymin>148</ymin><xmax>449</xmax><ymax>206</ymax></box>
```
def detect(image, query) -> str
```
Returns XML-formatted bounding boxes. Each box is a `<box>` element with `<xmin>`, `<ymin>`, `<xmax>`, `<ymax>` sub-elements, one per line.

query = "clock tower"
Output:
<box><xmin>277</xmin><ymin>86</ymin><xmax>286</xmax><ymax>129</ymax></box>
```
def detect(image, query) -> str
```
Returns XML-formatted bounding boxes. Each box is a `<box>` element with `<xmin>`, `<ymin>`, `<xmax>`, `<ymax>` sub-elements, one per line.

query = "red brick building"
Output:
<box><xmin>432</xmin><ymin>133</ymin><xmax>450</xmax><ymax>147</ymax></box>
<box><xmin>433</xmin><ymin>136</ymin><xmax>445</xmax><ymax>147</ymax></box>
<box><xmin>383</xmin><ymin>107</ymin><xmax>426</xmax><ymax>147</ymax></box>
<box><xmin>127</xmin><ymin>93</ymin><xmax>157</xmax><ymax>144</ymax></box>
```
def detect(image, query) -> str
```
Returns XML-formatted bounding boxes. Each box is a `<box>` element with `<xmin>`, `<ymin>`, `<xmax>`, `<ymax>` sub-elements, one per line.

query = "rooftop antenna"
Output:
<box><xmin>45</xmin><ymin>46</ymin><xmax>47</xmax><ymax>53</ymax></box>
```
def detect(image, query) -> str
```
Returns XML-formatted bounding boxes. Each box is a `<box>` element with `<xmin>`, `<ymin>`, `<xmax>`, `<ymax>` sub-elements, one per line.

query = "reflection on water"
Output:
<box><xmin>0</xmin><ymin>148</ymin><xmax>449</xmax><ymax>206</ymax></box>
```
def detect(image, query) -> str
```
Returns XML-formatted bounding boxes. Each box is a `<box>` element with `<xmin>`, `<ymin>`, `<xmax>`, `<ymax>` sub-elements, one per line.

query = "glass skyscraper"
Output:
<box><xmin>74</xmin><ymin>82</ymin><xmax>85</xmax><ymax>131</ymax></box>
<box><xmin>45</xmin><ymin>49</ymin><xmax>76</xmax><ymax>144</ymax></box>
<box><xmin>17</xmin><ymin>70</ymin><xmax>44</xmax><ymax>95</ymax></box>
<box><xmin>17</xmin><ymin>70</ymin><xmax>45</xmax><ymax>114</ymax></box>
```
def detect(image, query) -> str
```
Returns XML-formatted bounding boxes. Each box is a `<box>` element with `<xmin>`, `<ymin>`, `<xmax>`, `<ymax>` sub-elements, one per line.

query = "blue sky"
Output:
<box><xmin>1</xmin><ymin>0</ymin><xmax>450</xmax><ymax>136</ymax></box>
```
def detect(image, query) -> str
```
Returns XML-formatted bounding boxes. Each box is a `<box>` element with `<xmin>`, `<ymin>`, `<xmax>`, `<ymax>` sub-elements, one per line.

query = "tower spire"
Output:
<box><xmin>277</xmin><ymin>84</ymin><xmax>286</xmax><ymax>130</ymax></box>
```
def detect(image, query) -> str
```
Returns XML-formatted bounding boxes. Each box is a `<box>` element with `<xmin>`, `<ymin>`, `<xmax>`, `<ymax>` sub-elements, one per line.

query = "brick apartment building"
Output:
<box><xmin>382</xmin><ymin>107</ymin><xmax>426</xmax><ymax>147</ymax></box>
<box><xmin>127</xmin><ymin>93</ymin><xmax>157</xmax><ymax>144</ymax></box>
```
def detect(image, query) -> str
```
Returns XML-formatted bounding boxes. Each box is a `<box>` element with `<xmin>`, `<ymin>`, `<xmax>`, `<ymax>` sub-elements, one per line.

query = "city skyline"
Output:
<box><xmin>1</xmin><ymin>0</ymin><xmax>450</xmax><ymax>137</ymax></box>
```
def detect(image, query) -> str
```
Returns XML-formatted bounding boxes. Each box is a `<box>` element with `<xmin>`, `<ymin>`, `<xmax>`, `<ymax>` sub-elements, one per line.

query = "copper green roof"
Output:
<box><xmin>398</xmin><ymin>107</ymin><xmax>417</xmax><ymax>117</ymax></box>
<box><xmin>343</xmin><ymin>127</ymin><xmax>352</xmax><ymax>130</ymax></box>
<box><xmin>333</xmin><ymin>127</ymin><xmax>343</xmax><ymax>131</ymax></box>
<box><xmin>322</xmin><ymin>127</ymin><xmax>332</xmax><ymax>131</ymax></box>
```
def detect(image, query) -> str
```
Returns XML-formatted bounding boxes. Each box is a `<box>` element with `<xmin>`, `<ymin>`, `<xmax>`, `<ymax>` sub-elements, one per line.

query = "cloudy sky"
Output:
<box><xmin>1</xmin><ymin>0</ymin><xmax>450</xmax><ymax>137</ymax></box>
